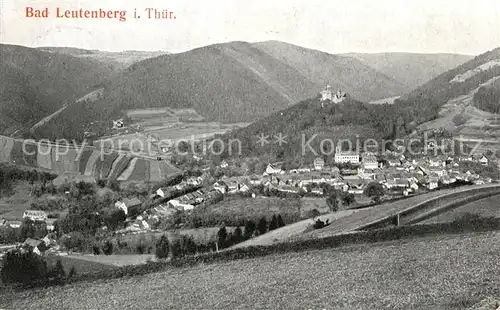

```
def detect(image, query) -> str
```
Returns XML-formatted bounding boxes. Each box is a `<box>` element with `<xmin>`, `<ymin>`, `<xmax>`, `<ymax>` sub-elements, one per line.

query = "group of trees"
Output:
<box><xmin>216</xmin><ymin>214</ymin><xmax>286</xmax><ymax>250</ymax></box>
<box><xmin>0</xmin><ymin>218</ymin><xmax>49</xmax><ymax>244</ymax></box>
<box><xmin>473</xmin><ymin>84</ymin><xmax>500</xmax><ymax>114</ymax></box>
<box><xmin>0</xmin><ymin>164</ymin><xmax>57</xmax><ymax>198</ymax></box>
<box><xmin>326</xmin><ymin>190</ymin><xmax>355</xmax><ymax>212</ymax></box>
<box><xmin>0</xmin><ymin>247</ymin><xmax>76</xmax><ymax>286</ymax></box>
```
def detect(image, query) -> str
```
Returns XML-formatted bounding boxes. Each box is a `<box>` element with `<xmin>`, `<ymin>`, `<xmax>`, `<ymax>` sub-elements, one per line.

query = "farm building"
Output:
<box><xmin>115</xmin><ymin>198</ymin><xmax>142</xmax><ymax>215</ymax></box>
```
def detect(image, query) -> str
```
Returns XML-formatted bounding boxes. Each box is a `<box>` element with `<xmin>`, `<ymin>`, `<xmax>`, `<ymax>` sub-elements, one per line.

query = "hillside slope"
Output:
<box><xmin>0</xmin><ymin>44</ymin><xmax>116</xmax><ymax>136</ymax></box>
<box><xmin>34</xmin><ymin>41</ymin><xmax>417</xmax><ymax>141</ymax></box>
<box><xmin>37</xmin><ymin>47</ymin><xmax>168</xmax><ymax>71</ymax></box>
<box><xmin>103</xmin><ymin>41</ymin><xmax>318</xmax><ymax>122</ymax></box>
<box><xmin>220</xmin><ymin>94</ymin><xmax>405</xmax><ymax>163</ymax></box>
<box><xmin>343</xmin><ymin>52</ymin><xmax>473</xmax><ymax>90</ymax></box>
<box><xmin>392</xmin><ymin>46</ymin><xmax>500</xmax><ymax>153</ymax></box>
<box><xmin>253</xmin><ymin>41</ymin><xmax>407</xmax><ymax>102</ymax></box>
<box><xmin>5</xmin><ymin>231</ymin><xmax>500</xmax><ymax>308</ymax></box>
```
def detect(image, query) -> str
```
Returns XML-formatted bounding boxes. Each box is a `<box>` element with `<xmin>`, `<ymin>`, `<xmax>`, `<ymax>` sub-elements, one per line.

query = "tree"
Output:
<box><xmin>313</xmin><ymin>218</ymin><xmax>325</xmax><ymax>229</ymax></box>
<box><xmin>277</xmin><ymin>214</ymin><xmax>285</xmax><ymax>228</ymax></box>
<box><xmin>269</xmin><ymin>215</ymin><xmax>278</xmax><ymax>231</ymax></box>
<box><xmin>217</xmin><ymin>226</ymin><xmax>228</xmax><ymax>249</ymax></box>
<box><xmin>363</xmin><ymin>182</ymin><xmax>385</xmax><ymax>198</ymax></box>
<box><xmin>136</xmin><ymin>236</ymin><xmax>147</xmax><ymax>254</ymax></box>
<box><xmin>103</xmin><ymin>209</ymin><xmax>126</xmax><ymax>230</ymax></box>
<box><xmin>257</xmin><ymin>217</ymin><xmax>268</xmax><ymax>235</ymax></box>
<box><xmin>0</xmin><ymin>248</ymin><xmax>48</xmax><ymax>285</ymax></box>
<box><xmin>307</xmin><ymin>209</ymin><xmax>321</xmax><ymax>218</ymax></box>
<box><xmin>243</xmin><ymin>220</ymin><xmax>256</xmax><ymax>240</ymax></box>
<box><xmin>68</xmin><ymin>266</ymin><xmax>77</xmax><ymax>279</ymax></box>
<box><xmin>171</xmin><ymin>239</ymin><xmax>183</xmax><ymax>258</ymax></box>
<box><xmin>230</xmin><ymin>227</ymin><xmax>243</xmax><ymax>245</ymax></box>
<box><xmin>341</xmin><ymin>192</ymin><xmax>355</xmax><ymax>206</ymax></box>
<box><xmin>181</xmin><ymin>235</ymin><xmax>197</xmax><ymax>256</ymax></box>
<box><xmin>102</xmin><ymin>240</ymin><xmax>113</xmax><ymax>255</ymax></box>
<box><xmin>50</xmin><ymin>260</ymin><xmax>66</xmax><ymax>280</ymax></box>
<box><xmin>155</xmin><ymin>234</ymin><xmax>169</xmax><ymax>259</ymax></box>
<box><xmin>326</xmin><ymin>193</ymin><xmax>340</xmax><ymax>212</ymax></box>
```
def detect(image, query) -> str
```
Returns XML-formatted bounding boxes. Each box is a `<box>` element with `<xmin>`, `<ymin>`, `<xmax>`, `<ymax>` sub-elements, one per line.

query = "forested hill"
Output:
<box><xmin>218</xmin><ymin>45</ymin><xmax>500</xmax><ymax>163</ymax></box>
<box><xmin>0</xmin><ymin>44</ymin><xmax>116</xmax><ymax>136</ymax></box>
<box><xmin>342</xmin><ymin>52</ymin><xmax>473</xmax><ymax>91</ymax></box>
<box><xmin>394</xmin><ymin>47</ymin><xmax>500</xmax><ymax>124</ymax></box>
<box><xmin>218</xmin><ymin>96</ymin><xmax>405</xmax><ymax>163</ymax></box>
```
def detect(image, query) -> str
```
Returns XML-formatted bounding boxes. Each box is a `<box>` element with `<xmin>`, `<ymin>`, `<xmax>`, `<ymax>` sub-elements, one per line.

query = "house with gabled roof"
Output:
<box><xmin>313</xmin><ymin>157</ymin><xmax>325</xmax><ymax>171</ymax></box>
<box><xmin>23</xmin><ymin>238</ymin><xmax>47</xmax><ymax>255</ymax></box>
<box><xmin>23</xmin><ymin>210</ymin><xmax>47</xmax><ymax>222</ymax></box>
<box><xmin>427</xmin><ymin>176</ymin><xmax>439</xmax><ymax>190</ymax></box>
<box><xmin>479</xmin><ymin>155</ymin><xmax>489</xmax><ymax>166</ymax></box>
<box><xmin>115</xmin><ymin>197</ymin><xmax>142</xmax><ymax>215</ymax></box>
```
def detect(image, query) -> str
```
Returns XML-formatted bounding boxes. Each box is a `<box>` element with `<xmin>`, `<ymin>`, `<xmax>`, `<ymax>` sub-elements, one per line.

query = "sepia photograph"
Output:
<box><xmin>1</xmin><ymin>0</ymin><xmax>500</xmax><ymax>308</ymax></box>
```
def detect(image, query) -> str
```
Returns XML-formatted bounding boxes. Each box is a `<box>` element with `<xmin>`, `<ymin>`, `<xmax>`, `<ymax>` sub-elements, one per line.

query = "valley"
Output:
<box><xmin>2</xmin><ymin>39</ymin><xmax>500</xmax><ymax>309</ymax></box>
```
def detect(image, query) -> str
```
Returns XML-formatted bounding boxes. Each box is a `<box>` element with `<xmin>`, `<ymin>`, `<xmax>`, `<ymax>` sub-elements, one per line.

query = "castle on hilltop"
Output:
<box><xmin>320</xmin><ymin>85</ymin><xmax>346</xmax><ymax>106</ymax></box>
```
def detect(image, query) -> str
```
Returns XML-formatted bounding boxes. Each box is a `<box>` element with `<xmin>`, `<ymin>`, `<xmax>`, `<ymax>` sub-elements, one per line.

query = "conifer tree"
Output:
<box><xmin>155</xmin><ymin>234</ymin><xmax>170</xmax><ymax>259</ymax></box>
<box><xmin>257</xmin><ymin>217</ymin><xmax>268</xmax><ymax>235</ymax></box>
<box><xmin>269</xmin><ymin>215</ymin><xmax>278</xmax><ymax>231</ymax></box>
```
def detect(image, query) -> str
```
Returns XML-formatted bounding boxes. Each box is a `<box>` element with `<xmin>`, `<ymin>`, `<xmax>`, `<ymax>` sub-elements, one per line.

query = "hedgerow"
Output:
<box><xmin>7</xmin><ymin>215</ymin><xmax>500</xmax><ymax>290</ymax></box>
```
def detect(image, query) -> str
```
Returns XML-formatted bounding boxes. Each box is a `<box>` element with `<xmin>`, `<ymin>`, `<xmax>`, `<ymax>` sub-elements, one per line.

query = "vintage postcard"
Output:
<box><xmin>1</xmin><ymin>0</ymin><xmax>500</xmax><ymax>308</ymax></box>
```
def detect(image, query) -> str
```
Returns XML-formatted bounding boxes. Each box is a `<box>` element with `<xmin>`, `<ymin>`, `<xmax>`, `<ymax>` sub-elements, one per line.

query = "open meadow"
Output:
<box><xmin>3</xmin><ymin>231</ymin><xmax>500</xmax><ymax>309</ymax></box>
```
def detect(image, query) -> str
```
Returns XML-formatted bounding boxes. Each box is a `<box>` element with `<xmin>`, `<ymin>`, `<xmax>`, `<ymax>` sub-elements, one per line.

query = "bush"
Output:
<box><xmin>155</xmin><ymin>235</ymin><xmax>169</xmax><ymax>259</ymax></box>
<box><xmin>68</xmin><ymin>266</ymin><xmax>77</xmax><ymax>279</ymax></box>
<box><xmin>313</xmin><ymin>219</ymin><xmax>326</xmax><ymax>229</ymax></box>
<box><xmin>102</xmin><ymin>240</ymin><xmax>113</xmax><ymax>255</ymax></box>
<box><xmin>0</xmin><ymin>248</ymin><xmax>48</xmax><ymax>285</ymax></box>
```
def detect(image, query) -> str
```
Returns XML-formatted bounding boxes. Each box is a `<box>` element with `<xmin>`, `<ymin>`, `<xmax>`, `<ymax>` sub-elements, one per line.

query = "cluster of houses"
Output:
<box><xmin>0</xmin><ymin>210</ymin><xmax>56</xmax><ymax>231</ymax></box>
<box><xmin>100</xmin><ymin>150</ymin><xmax>497</xmax><ymax>234</ymax></box>
<box><xmin>249</xmin><ymin>151</ymin><xmax>494</xmax><ymax>197</ymax></box>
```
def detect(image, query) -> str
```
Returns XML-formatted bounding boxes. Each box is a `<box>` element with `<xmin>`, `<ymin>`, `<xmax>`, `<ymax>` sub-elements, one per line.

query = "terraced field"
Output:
<box><xmin>0</xmin><ymin>135</ymin><xmax>180</xmax><ymax>183</ymax></box>
<box><xmin>3</xmin><ymin>231</ymin><xmax>500</xmax><ymax>309</ymax></box>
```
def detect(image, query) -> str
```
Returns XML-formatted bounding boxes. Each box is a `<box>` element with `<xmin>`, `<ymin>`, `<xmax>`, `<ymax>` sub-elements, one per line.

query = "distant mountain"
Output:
<box><xmin>393</xmin><ymin>47</ymin><xmax>500</xmax><ymax>154</ymax></box>
<box><xmin>37</xmin><ymin>47</ymin><xmax>168</xmax><ymax>71</ymax></box>
<box><xmin>0</xmin><ymin>44</ymin><xmax>116</xmax><ymax>136</ymax></box>
<box><xmin>217</xmin><ymin>95</ymin><xmax>405</xmax><ymax>164</ymax></box>
<box><xmin>218</xmin><ymin>46</ymin><xmax>500</xmax><ymax>162</ymax></box>
<box><xmin>342</xmin><ymin>52</ymin><xmax>473</xmax><ymax>91</ymax></box>
<box><xmin>34</xmin><ymin>41</ymin><xmax>414</xmax><ymax>140</ymax></box>
<box><xmin>252</xmin><ymin>41</ymin><xmax>407</xmax><ymax>102</ymax></box>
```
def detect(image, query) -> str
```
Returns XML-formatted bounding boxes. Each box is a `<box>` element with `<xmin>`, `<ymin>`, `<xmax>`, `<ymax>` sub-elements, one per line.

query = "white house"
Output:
<box><xmin>213</xmin><ymin>181</ymin><xmax>227</xmax><ymax>194</ymax></box>
<box><xmin>362</xmin><ymin>153</ymin><xmax>378</xmax><ymax>170</ymax></box>
<box><xmin>427</xmin><ymin>177</ymin><xmax>439</xmax><ymax>190</ymax></box>
<box><xmin>23</xmin><ymin>210</ymin><xmax>47</xmax><ymax>222</ymax></box>
<box><xmin>168</xmin><ymin>199</ymin><xmax>194</xmax><ymax>211</ymax></box>
<box><xmin>314</xmin><ymin>157</ymin><xmax>325</xmax><ymax>171</ymax></box>
<box><xmin>115</xmin><ymin>198</ymin><xmax>142</xmax><ymax>215</ymax></box>
<box><xmin>156</xmin><ymin>188</ymin><xmax>166</xmax><ymax>198</ymax></box>
<box><xmin>265</xmin><ymin>163</ymin><xmax>282</xmax><ymax>175</ymax></box>
<box><xmin>334</xmin><ymin>146</ymin><xmax>360</xmax><ymax>164</ymax></box>
<box><xmin>220</xmin><ymin>160</ymin><xmax>229</xmax><ymax>168</ymax></box>
<box><xmin>479</xmin><ymin>155</ymin><xmax>489</xmax><ymax>166</ymax></box>
<box><xmin>387</xmin><ymin>159</ymin><xmax>401</xmax><ymax>167</ymax></box>
<box><xmin>6</xmin><ymin>220</ymin><xmax>22</xmax><ymax>228</ymax></box>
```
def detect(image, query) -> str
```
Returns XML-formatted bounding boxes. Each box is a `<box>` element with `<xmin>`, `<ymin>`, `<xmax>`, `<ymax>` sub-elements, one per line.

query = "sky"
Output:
<box><xmin>1</xmin><ymin>0</ymin><xmax>500</xmax><ymax>55</ymax></box>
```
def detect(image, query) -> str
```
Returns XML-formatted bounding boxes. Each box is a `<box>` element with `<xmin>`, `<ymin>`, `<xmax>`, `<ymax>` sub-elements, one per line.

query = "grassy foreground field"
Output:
<box><xmin>3</xmin><ymin>231</ymin><xmax>500</xmax><ymax>309</ymax></box>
